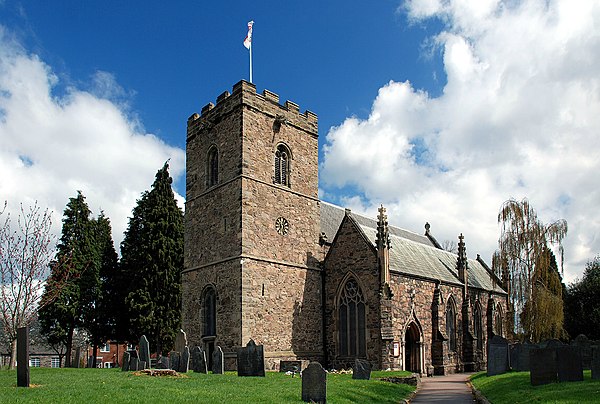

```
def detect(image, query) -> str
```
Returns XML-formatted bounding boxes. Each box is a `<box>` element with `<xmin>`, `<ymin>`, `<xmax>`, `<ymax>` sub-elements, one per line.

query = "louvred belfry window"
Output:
<box><xmin>274</xmin><ymin>144</ymin><xmax>290</xmax><ymax>186</ymax></box>
<box><xmin>338</xmin><ymin>278</ymin><xmax>366</xmax><ymax>357</ymax></box>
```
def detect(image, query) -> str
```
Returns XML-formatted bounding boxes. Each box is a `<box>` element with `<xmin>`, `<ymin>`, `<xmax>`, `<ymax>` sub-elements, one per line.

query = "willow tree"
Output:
<box><xmin>493</xmin><ymin>198</ymin><xmax>567</xmax><ymax>341</ymax></box>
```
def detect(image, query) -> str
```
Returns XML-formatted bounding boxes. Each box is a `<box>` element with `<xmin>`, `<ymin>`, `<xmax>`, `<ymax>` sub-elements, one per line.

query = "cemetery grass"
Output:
<box><xmin>0</xmin><ymin>368</ymin><xmax>415</xmax><ymax>403</ymax></box>
<box><xmin>471</xmin><ymin>370</ymin><xmax>600</xmax><ymax>404</ymax></box>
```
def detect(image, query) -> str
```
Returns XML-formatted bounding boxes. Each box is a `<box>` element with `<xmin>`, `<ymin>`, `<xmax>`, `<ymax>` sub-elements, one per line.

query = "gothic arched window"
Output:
<box><xmin>274</xmin><ymin>144</ymin><xmax>290</xmax><ymax>187</ymax></box>
<box><xmin>202</xmin><ymin>287</ymin><xmax>217</xmax><ymax>337</ymax></box>
<box><xmin>338</xmin><ymin>278</ymin><xmax>366</xmax><ymax>357</ymax></box>
<box><xmin>474</xmin><ymin>305</ymin><xmax>483</xmax><ymax>351</ymax></box>
<box><xmin>207</xmin><ymin>146</ymin><xmax>219</xmax><ymax>188</ymax></box>
<box><xmin>494</xmin><ymin>304</ymin><xmax>503</xmax><ymax>337</ymax></box>
<box><xmin>446</xmin><ymin>297</ymin><xmax>457</xmax><ymax>352</ymax></box>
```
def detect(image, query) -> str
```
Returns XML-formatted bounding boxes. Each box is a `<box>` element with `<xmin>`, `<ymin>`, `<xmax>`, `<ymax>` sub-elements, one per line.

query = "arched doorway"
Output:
<box><xmin>404</xmin><ymin>322</ymin><xmax>421</xmax><ymax>373</ymax></box>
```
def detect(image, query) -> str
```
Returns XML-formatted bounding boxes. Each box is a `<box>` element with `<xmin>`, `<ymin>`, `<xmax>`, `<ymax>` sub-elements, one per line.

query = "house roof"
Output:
<box><xmin>321</xmin><ymin>201</ymin><xmax>506</xmax><ymax>293</ymax></box>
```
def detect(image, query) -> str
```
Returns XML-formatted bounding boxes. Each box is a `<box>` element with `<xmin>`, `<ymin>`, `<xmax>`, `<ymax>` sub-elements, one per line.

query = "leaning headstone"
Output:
<box><xmin>191</xmin><ymin>346</ymin><xmax>208</xmax><ymax>373</ymax></box>
<box><xmin>487</xmin><ymin>335</ymin><xmax>509</xmax><ymax>376</ymax></box>
<box><xmin>212</xmin><ymin>346</ymin><xmax>224</xmax><ymax>374</ymax></box>
<box><xmin>592</xmin><ymin>347</ymin><xmax>600</xmax><ymax>380</ymax></box>
<box><xmin>557</xmin><ymin>346</ymin><xmax>583</xmax><ymax>382</ymax></box>
<box><xmin>155</xmin><ymin>355</ymin><xmax>170</xmax><ymax>369</ymax></box>
<box><xmin>302</xmin><ymin>362</ymin><xmax>327</xmax><ymax>404</ymax></box>
<box><xmin>17</xmin><ymin>327</ymin><xmax>30</xmax><ymax>388</ymax></box>
<box><xmin>237</xmin><ymin>339</ymin><xmax>265</xmax><ymax>377</ymax></box>
<box><xmin>530</xmin><ymin>347</ymin><xmax>558</xmax><ymax>386</ymax></box>
<box><xmin>352</xmin><ymin>359</ymin><xmax>372</xmax><ymax>380</ymax></box>
<box><xmin>121</xmin><ymin>351</ymin><xmax>131</xmax><ymax>371</ymax></box>
<box><xmin>139</xmin><ymin>335</ymin><xmax>150</xmax><ymax>368</ymax></box>
<box><xmin>543</xmin><ymin>339</ymin><xmax>564</xmax><ymax>348</ymax></box>
<box><xmin>170</xmin><ymin>351</ymin><xmax>180</xmax><ymax>372</ymax></box>
<box><xmin>180</xmin><ymin>346</ymin><xmax>190</xmax><ymax>373</ymax></box>
<box><xmin>174</xmin><ymin>329</ymin><xmax>188</xmax><ymax>353</ymax></box>
<box><xmin>572</xmin><ymin>334</ymin><xmax>592</xmax><ymax>369</ymax></box>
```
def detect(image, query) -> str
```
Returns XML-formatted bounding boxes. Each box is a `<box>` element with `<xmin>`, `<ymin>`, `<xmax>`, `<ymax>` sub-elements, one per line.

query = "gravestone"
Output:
<box><xmin>592</xmin><ymin>347</ymin><xmax>600</xmax><ymax>380</ymax></box>
<box><xmin>17</xmin><ymin>327</ymin><xmax>30</xmax><ymax>388</ymax></box>
<box><xmin>280</xmin><ymin>360</ymin><xmax>309</xmax><ymax>373</ymax></box>
<box><xmin>174</xmin><ymin>329</ymin><xmax>188</xmax><ymax>353</ymax></box>
<box><xmin>139</xmin><ymin>361</ymin><xmax>146</xmax><ymax>370</ymax></box>
<box><xmin>191</xmin><ymin>346</ymin><xmax>208</xmax><ymax>373</ymax></box>
<box><xmin>129</xmin><ymin>356</ymin><xmax>140</xmax><ymax>371</ymax></box>
<box><xmin>180</xmin><ymin>346</ymin><xmax>190</xmax><ymax>373</ymax></box>
<box><xmin>352</xmin><ymin>359</ymin><xmax>372</xmax><ymax>380</ymax></box>
<box><xmin>510</xmin><ymin>343</ymin><xmax>534</xmax><ymax>372</ymax></box>
<box><xmin>530</xmin><ymin>347</ymin><xmax>557</xmax><ymax>386</ymax></box>
<box><xmin>155</xmin><ymin>355</ymin><xmax>170</xmax><ymax>369</ymax></box>
<box><xmin>212</xmin><ymin>346</ymin><xmax>224</xmax><ymax>374</ymax></box>
<box><xmin>572</xmin><ymin>334</ymin><xmax>592</xmax><ymax>369</ymax></box>
<box><xmin>542</xmin><ymin>339</ymin><xmax>564</xmax><ymax>348</ymax></box>
<box><xmin>487</xmin><ymin>335</ymin><xmax>509</xmax><ymax>376</ymax></box>
<box><xmin>170</xmin><ymin>351</ymin><xmax>180</xmax><ymax>372</ymax></box>
<box><xmin>557</xmin><ymin>346</ymin><xmax>583</xmax><ymax>382</ymax></box>
<box><xmin>121</xmin><ymin>351</ymin><xmax>131</xmax><ymax>371</ymax></box>
<box><xmin>139</xmin><ymin>335</ymin><xmax>150</xmax><ymax>369</ymax></box>
<box><xmin>237</xmin><ymin>339</ymin><xmax>265</xmax><ymax>377</ymax></box>
<box><xmin>302</xmin><ymin>362</ymin><xmax>326</xmax><ymax>404</ymax></box>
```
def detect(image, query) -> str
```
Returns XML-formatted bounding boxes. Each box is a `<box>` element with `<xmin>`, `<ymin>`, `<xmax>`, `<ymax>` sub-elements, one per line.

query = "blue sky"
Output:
<box><xmin>1</xmin><ymin>1</ymin><xmax>599</xmax><ymax>281</ymax></box>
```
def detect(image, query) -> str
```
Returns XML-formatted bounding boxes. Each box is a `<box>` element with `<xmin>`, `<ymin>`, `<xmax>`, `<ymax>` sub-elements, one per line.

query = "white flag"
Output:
<box><xmin>243</xmin><ymin>21</ymin><xmax>254</xmax><ymax>49</ymax></box>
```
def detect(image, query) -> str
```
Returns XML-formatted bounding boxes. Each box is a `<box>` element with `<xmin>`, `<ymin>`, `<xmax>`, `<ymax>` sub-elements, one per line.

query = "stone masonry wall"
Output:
<box><xmin>323</xmin><ymin>215</ymin><xmax>380</xmax><ymax>370</ymax></box>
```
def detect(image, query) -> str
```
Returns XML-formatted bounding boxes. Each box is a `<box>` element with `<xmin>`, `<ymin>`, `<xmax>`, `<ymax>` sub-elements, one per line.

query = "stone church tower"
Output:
<box><xmin>182</xmin><ymin>80</ymin><xmax>324</xmax><ymax>369</ymax></box>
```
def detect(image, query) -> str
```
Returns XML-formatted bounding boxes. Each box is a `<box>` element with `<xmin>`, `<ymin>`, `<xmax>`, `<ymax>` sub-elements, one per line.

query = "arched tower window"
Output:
<box><xmin>202</xmin><ymin>287</ymin><xmax>217</xmax><ymax>337</ymax></box>
<box><xmin>474</xmin><ymin>304</ymin><xmax>483</xmax><ymax>351</ymax></box>
<box><xmin>207</xmin><ymin>146</ymin><xmax>219</xmax><ymax>188</ymax></box>
<box><xmin>338</xmin><ymin>278</ymin><xmax>366</xmax><ymax>357</ymax></box>
<box><xmin>274</xmin><ymin>144</ymin><xmax>290</xmax><ymax>187</ymax></box>
<box><xmin>494</xmin><ymin>304</ymin><xmax>503</xmax><ymax>337</ymax></box>
<box><xmin>446</xmin><ymin>297</ymin><xmax>457</xmax><ymax>352</ymax></box>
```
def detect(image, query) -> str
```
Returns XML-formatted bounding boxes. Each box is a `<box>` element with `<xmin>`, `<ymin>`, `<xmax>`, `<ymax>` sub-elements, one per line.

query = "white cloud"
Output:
<box><xmin>322</xmin><ymin>0</ymin><xmax>600</xmax><ymax>282</ymax></box>
<box><xmin>0</xmin><ymin>26</ymin><xmax>185</xmax><ymax>253</ymax></box>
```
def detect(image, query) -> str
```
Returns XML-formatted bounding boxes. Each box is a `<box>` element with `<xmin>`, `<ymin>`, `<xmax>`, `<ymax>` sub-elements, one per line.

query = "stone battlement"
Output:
<box><xmin>187</xmin><ymin>80</ymin><xmax>318</xmax><ymax>132</ymax></box>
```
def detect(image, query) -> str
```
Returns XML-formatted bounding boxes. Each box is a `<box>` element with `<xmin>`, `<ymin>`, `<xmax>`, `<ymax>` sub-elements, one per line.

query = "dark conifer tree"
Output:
<box><xmin>120</xmin><ymin>162</ymin><xmax>184</xmax><ymax>355</ymax></box>
<box><xmin>39</xmin><ymin>191</ymin><xmax>96</xmax><ymax>367</ymax></box>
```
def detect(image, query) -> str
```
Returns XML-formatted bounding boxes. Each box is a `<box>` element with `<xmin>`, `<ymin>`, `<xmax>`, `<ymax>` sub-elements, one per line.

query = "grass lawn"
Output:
<box><xmin>471</xmin><ymin>370</ymin><xmax>600</xmax><ymax>404</ymax></box>
<box><xmin>0</xmin><ymin>368</ymin><xmax>414</xmax><ymax>403</ymax></box>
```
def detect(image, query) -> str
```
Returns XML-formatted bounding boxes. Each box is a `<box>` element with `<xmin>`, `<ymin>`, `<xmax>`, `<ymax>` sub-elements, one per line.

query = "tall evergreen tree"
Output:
<box><xmin>85</xmin><ymin>212</ymin><xmax>118</xmax><ymax>368</ymax></box>
<box><xmin>38</xmin><ymin>191</ymin><xmax>96</xmax><ymax>367</ymax></box>
<box><xmin>120</xmin><ymin>162</ymin><xmax>184</xmax><ymax>355</ymax></box>
<box><xmin>564</xmin><ymin>256</ymin><xmax>600</xmax><ymax>340</ymax></box>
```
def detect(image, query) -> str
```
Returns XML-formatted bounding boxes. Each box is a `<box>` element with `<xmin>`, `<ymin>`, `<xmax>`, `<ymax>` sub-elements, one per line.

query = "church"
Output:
<box><xmin>181</xmin><ymin>80</ymin><xmax>508</xmax><ymax>375</ymax></box>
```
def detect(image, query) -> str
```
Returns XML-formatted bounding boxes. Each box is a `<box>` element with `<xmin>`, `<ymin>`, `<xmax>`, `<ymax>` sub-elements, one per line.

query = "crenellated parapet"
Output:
<box><xmin>187</xmin><ymin>80</ymin><xmax>318</xmax><ymax>142</ymax></box>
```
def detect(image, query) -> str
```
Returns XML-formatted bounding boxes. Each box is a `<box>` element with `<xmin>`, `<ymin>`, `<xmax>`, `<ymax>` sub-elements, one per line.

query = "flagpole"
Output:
<box><xmin>249</xmin><ymin>43</ymin><xmax>253</xmax><ymax>84</ymax></box>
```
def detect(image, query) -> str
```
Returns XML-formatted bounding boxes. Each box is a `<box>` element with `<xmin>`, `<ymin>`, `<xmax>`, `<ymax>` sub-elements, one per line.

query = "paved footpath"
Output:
<box><xmin>410</xmin><ymin>372</ymin><xmax>476</xmax><ymax>403</ymax></box>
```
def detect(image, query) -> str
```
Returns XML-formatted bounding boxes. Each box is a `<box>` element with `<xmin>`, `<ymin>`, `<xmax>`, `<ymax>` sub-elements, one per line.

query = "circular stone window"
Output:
<box><xmin>275</xmin><ymin>217</ymin><xmax>289</xmax><ymax>235</ymax></box>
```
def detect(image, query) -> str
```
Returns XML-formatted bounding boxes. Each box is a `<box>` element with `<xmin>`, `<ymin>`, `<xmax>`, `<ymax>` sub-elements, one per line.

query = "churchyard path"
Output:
<box><xmin>410</xmin><ymin>372</ymin><xmax>476</xmax><ymax>403</ymax></box>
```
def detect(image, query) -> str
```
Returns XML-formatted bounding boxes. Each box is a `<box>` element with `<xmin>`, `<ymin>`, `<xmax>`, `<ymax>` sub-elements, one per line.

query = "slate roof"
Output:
<box><xmin>320</xmin><ymin>201</ymin><xmax>506</xmax><ymax>294</ymax></box>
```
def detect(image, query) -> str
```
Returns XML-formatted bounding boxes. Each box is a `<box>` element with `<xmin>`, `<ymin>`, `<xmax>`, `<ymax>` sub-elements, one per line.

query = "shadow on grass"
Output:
<box><xmin>471</xmin><ymin>370</ymin><xmax>600</xmax><ymax>404</ymax></box>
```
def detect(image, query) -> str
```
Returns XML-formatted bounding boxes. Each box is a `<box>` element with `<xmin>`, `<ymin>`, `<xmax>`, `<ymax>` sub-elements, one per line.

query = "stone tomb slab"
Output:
<box><xmin>302</xmin><ymin>362</ymin><xmax>327</xmax><ymax>404</ymax></box>
<box><xmin>174</xmin><ymin>329</ymin><xmax>188</xmax><ymax>353</ymax></box>
<box><xmin>510</xmin><ymin>343</ymin><xmax>535</xmax><ymax>372</ymax></box>
<box><xmin>180</xmin><ymin>346</ymin><xmax>190</xmax><ymax>373</ymax></box>
<box><xmin>557</xmin><ymin>346</ymin><xmax>583</xmax><ymax>382</ymax></box>
<box><xmin>572</xmin><ymin>334</ymin><xmax>592</xmax><ymax>370</ymax></box>
<box><xmin>155</xmin><ymin>355</ymin><xmax>170</xmax><ymax>369</ymax></box>
<box><xmin>237</xmin><ymin>339</ymin><xmax>265</xmax><ymax>377</ymax></box>
<box><xmin>121</xmin><ymin>351</ymin><xmax>131</xmax><ymax>371</ymax></box>
<box><xmin>191</xmin><ymin>346</ymin><xmax>208</xmax><ymax>373</ymax></box>
<box><xmin>592</xmin><ymin>347</ymin><xmax>600</xmax><ymax>380</ymax></box>
<box><xmin>487</xmin><ymin>335</ymin><xmax>509</xmax><ymax>376</ymax></box>
<box><xmin>170</xmin><ymin>351</ymin><xmax>180</xmax><ymax>372</ymax></box>
<box><xmin>352</xmin><ymin>359</ymin><xmax>372</xmax><ymax>380</ymax></box>
<box><xmin>530</xmin><ymin>347</ymin><xmax>557</xmax><ymax>386</ymax></box>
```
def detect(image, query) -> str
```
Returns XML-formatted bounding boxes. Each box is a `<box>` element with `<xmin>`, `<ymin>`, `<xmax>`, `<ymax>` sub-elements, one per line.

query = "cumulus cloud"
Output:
<box><xmin>321</xmin><ymin>0</ymin><xmax>600</xmax><ymax>281</ymax></box>
<box><xmin>0</xmin><ymin>26</ymin><xmax>185</xmax><ymax>252</ymax></box>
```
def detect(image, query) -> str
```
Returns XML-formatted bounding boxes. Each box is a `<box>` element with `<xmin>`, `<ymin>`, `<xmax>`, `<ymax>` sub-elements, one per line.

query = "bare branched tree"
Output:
<box><xmin>441</xmin><ymin>240</ymin><xmax>458</xmax><ymax>254</ymax></box>
<box><xmin>0</xmin><ymin>201</ymin><xmax>70</xmax><ymax>368</ymax></box>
